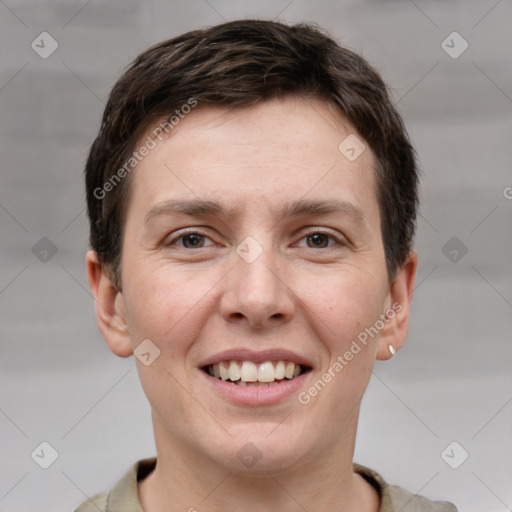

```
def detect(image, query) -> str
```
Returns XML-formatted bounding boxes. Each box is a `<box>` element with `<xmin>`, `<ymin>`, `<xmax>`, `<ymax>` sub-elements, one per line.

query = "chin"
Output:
<box><xmin>209</xmin><ymin>424</ymin><xmax>314</xmax><ymax>475</ymax></box>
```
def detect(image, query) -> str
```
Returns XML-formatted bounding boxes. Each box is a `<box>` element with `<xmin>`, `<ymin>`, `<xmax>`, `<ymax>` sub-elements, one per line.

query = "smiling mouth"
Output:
<box><xmin>202</xmin><ymin>360</ymin><xmax>312</xmax><ymax>387</ymax></box>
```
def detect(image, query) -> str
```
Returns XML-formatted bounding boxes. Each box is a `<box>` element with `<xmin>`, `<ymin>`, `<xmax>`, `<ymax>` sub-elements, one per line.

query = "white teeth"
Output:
<box><xmin>228</xmin><ymin>360</ymin><xmax>240</xmax><ymax>381</ymax></box>
<box><xmin>240</xmin><ymin>361</ymin><xmax>258</xmax><ymax>382</ymax></box>
<box><xmin>219</xmin><ymin>362</ymin><xmax>229</xmax><ymax>381</ymax></box>
<box><xmin>274</xmin><ymin>361</ymin><xmax>285</xmax><ymax>379</ymax></box>
<box><xmin>284</xmin><ymin>362</ymin><xmax>295</xmax><ymax>379</ymax></box>
<box><xmin>208</xmin><ymin>360</ymin><xmax>305</xmax><ymax>383</ymax></box>
<box><xmin>258</xmin><ymin>361</ymin><xmax>275</xmax><ymax>382</ymax></box>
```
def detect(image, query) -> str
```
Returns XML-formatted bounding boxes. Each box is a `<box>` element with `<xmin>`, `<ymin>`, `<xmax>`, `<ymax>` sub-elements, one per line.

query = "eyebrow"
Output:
<box><xmin>144</xmin><ymin>199</ymin><xmax>242</xmax><ymax>224</ymax></box>
<box><xmin>279</xmin><ymin>199</ymin><xmax>367</xmax><ymax>225</ymax></box>
<box><xmin>144</xmin><ymin>198</ymin><xmax>368</xmax><ymax>226</ymax></box>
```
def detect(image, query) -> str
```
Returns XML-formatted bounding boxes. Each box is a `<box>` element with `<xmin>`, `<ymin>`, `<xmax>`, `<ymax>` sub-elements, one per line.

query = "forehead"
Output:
<box><xmin>127</xmin><ymin>96</ymin><xmax>380</xmax><ymax>228</ymax></box>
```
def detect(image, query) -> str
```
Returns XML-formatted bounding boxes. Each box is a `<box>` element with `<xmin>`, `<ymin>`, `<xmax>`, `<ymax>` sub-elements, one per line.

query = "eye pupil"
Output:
<box><xmin>307</xmin><ymin>233</ymin><xmax>329</xmax><ymax>248</ymax></box>
<box><xmin>183</xmin><ymin>233</ymin><xmax>204</xmax><ymax>248</ymax></box>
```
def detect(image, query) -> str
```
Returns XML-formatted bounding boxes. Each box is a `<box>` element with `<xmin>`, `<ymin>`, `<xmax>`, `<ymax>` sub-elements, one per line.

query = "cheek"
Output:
<box><xmin>297</xmin><ymin>268</ymin><xmax>385</xmax><ymax>348</ymax></box>
<box><xmin>122</xmin><ymin>270</ymin><xmax>214</xmax><ymax>414</ymax></box>
<box><xmin>125</xmin><ymin>267</ymin><xmax>199</xmax><ymax>344</ymax></box>
<box><xmin>122</xmin><ymin>266</ymin><xmax>215</xmax><ymax>348</ymax></box>
<box><xmin>297</xmin><ymin>273</ymin><xmax>381</xmax><ymax>426</ymax></box>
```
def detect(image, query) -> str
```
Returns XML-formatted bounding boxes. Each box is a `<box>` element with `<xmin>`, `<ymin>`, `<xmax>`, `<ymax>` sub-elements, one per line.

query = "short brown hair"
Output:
<box><xmin>85</xmin><ymin>19</ymin><xmax>419</xmax><ymax>290</ymax></box>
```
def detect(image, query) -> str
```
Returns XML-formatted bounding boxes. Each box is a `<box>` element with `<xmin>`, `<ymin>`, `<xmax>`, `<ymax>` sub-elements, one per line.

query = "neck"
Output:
<box><xmin>139</xmin><ymin>415</ymin><xmax>380</xmax><ymax>512</ymax></box>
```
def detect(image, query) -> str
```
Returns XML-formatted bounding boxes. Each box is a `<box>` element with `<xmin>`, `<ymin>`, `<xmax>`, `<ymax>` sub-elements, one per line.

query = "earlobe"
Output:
<box><xmin>86</xmin><ymin>250</ymin><xmax>133</xmax><ymax>358</ymax></box>
<box><xmin>376</xmin><ymin>250</ymin><xmax>418</xmax><ymax>361</ymax></box>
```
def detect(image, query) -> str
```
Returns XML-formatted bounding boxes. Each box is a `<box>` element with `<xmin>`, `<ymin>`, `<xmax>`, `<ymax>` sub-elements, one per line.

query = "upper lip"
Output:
<box><xmin>198</xmin><ymin>348</ymin><xmax>314</xmax><ymax>369</ymax></box>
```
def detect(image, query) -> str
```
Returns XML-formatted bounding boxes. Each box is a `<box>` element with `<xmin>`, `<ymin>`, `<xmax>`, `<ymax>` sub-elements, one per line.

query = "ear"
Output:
<box><xmin>86</xmin><ymin>250</ymin><xmax>133</xmax><ymax>358</ymax></box>
<box><xmin>375</xmin><ymin>250</ymin><xmax>418</xmax><ymax>361</ymax></box>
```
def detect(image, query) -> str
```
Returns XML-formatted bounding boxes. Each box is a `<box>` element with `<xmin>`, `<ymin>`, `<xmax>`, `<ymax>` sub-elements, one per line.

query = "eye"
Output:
<box><xmin>306</xmin><ymin>233</ymin><xmax>332</xmax><ymax>248</ymax></box>
<box><xmin>296</xmin><ymin>230</ymin><xmax>343</xmax><ymax>249</ymax></box>
<box><xmin>166</xmin><ymin>231</ymin><xmax>215</xmax><ymax>249</ymax></box>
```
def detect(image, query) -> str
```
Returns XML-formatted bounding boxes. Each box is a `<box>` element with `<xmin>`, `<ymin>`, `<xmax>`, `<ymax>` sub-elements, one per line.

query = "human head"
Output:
<box><xmin>85</xmin><ymin>19</ymin><xmax>419</xmax><ymax>291</ymax></box>
<box><xmin>84</xmin><ymin>19</ymin><xmax>419</xmax><ymax>484</ymax></box>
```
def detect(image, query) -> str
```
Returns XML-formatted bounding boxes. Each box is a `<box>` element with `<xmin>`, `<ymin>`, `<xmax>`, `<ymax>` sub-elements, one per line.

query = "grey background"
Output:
<box><xmin>1</xmin><ymin>0</ymin><xmax>511</xmax><ymax>510</ymax></box>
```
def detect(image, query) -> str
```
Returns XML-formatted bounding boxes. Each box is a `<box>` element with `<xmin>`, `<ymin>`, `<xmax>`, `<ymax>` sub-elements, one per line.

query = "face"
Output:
<box><xmin>88</xmin><ymin>96</ymin><xmax>416</xmax><ymax>474</ymax></box>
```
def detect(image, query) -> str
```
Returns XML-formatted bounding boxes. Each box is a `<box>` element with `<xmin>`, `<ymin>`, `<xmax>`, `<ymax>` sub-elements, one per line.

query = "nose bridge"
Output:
<box><xmin>221</xmin><ymin>236</ymin><xmax>294</xmax><ymax>328</ymax></box>
<box><xmin>240</xmin><ymin>244</ymin><xmax>279</xmax><ymax>299</ymax></box>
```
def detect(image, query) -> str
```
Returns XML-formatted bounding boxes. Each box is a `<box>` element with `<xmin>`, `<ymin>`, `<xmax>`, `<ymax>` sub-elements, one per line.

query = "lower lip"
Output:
<box><xmin>200</xmin><ymin>370</ymin><xmax>310</xmax><ymax>405</ymax></box>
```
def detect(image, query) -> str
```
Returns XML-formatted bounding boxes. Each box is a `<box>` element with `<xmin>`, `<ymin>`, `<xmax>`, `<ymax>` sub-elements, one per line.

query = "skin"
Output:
<box><xmin>87</xmin><ymin>96</ymin><xmax>417</xmax><ymax>512</ymax></box>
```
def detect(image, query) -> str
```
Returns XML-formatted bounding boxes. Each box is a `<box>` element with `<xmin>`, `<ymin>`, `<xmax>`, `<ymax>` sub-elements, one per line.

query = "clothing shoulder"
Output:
<box><xmin>387</xmin><ymin>484</ymin><xmax>458</xmax><ymax>512</ymax></box>
<box><xmin>74</xmin><ymin>489</ymin><xmax>143</xmax><ymax>512</ymax></box>
<box><xmin>74</xmin><ymin>492</ymin><xmax>108</xmax><ymax>512</ymax></box>
<box><xmin>76</xmin><ymin>458</ymin><xmax>458</xmax><ymax>512</ymax></box>
<box><xmin>354</xmin><ymin>462</ymin><xmax>458</xmax><ymax>512</ymax></box>
<box><xmin>73</xmin><ymin>457</ymin><xmax>154</xmax><ymax>512</ymax></box>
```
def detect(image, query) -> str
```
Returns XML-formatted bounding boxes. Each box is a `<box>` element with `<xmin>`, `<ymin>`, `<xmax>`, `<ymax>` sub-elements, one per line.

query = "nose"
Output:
<box><xmin>219</xmin><ymin>242</ymin><xmax>295</xmax><ymax>330</ymax></box>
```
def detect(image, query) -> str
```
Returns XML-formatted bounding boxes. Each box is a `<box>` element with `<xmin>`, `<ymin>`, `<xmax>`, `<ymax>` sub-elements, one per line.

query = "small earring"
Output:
<box><xmin>388</xmin><ymin>345</ymin><xmax>396</xmax><ymax>356</ymax></box>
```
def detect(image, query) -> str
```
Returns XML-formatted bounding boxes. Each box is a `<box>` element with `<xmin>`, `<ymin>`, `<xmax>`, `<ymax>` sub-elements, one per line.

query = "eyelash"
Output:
<box><xmin>165</xmin><ymin>228</ymin><xmax>345</xmax><ymax>249</ymax></box>
<box><xmin>165</xmin><ymin>229</ymin><xmax>216</xmax><ymax>249</ymax></box>
<box><xmin>297</xmin><ymin>229</ymin><xmax>344</xmax><ymax>248</ymax></box>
